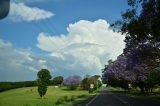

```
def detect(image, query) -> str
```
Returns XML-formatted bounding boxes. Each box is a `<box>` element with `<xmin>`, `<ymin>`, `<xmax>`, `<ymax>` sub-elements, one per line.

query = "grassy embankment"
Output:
<box><xmin>0</xmin><ymin>86</ymin><xmax>100</xmax><ymax>106</ymax></box>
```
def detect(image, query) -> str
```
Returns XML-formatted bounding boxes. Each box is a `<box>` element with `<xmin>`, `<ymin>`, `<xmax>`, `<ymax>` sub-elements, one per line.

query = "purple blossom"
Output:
<box><xmin>102</xmin><ymin>42</ymin><xmax>160</xmax><ymax>90</ymax></box>
<box><xmin>102</xmin><ymin>56</ymin><xmax>136</xmax><ymax>88</ymax></box>
<box><xmin>63</xmin><ymin>75</ymin><xmax>81</xmax><ymax>89</ymax></box>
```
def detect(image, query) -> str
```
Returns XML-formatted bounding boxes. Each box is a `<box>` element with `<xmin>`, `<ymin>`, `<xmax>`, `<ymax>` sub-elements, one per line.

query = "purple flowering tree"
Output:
<box><xmin>102</xmin><ymin>43</ymin><xmax>160</xmax><ymax>93</ymax></box>
<box><xmin>102</xmin><ymin>56</ymin><xmax>136</xmax><ymax>89</ymax></box>
<box><xmin>63</xmin><ymin>75</ymin><xmax>81</xmax><ymax>90</ymax></box>
<box><xmin>126</xmin><ymin>43</ymin><xmax>160</xmax><ymax>93</ymax></box>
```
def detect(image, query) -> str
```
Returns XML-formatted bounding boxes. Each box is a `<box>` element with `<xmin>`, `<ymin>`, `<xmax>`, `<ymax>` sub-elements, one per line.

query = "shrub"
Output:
<box><xmin>89</xmin><ymin>89</ymin><xmax>94</xmax><ymax>93</ymax></box>
<box><xmin>56</xmin><ymin>96</ymin><xmax>65</xmax><ymax>105</ymax></box>
<box><xmin>64</xmin><ymin>96</ymin><xmax>70</xmax><ymax>102</ymax></box>
<box><xmin>77</xmin><ymin>94</ymin><xmax>87</xmax><ymax>98</ymax></box>
<box><xmin>70</xmin><ymin>95</ymin><xmax>76</xmax><ymax>101</ymax></box>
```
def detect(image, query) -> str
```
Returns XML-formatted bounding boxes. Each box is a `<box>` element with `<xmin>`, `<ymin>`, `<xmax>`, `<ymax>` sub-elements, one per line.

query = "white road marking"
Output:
<box><xmin>85</xmin><ymin>89</ymin><xmax>130</xmax><ymax>106</ymax></box>
<box><xmin>85</xmin><ymin>94</ymin><xmax>100</xmax><ymax>106</ymax></box>
<box><xmin>109</xmin><ymin>91</ymin><xmax>129</xmax><ymax>105</ymax></box>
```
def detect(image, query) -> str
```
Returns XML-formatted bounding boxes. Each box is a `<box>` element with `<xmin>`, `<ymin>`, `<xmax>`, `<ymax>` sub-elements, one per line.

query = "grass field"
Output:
<box><xmin>0</xmin><ymin>86</ymin><xmax>96</xmax><ymax>106</ymax></box>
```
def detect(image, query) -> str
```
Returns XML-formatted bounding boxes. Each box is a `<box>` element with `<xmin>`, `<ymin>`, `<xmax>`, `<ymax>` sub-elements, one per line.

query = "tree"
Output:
<box><xmin>102</xmin><ymin>59</ymin><xmax>114</xmax><ymax>84</ymax></box>
<box><xmin>109</xmin><ymin>0</ymin><xmax>160</xmax><ymax>93</ymax></box>
<box><xmin>81</xmin><ymin>75</ymin><xmax>100</xmax><ymax>90</ymax></box>
<box><xmin>102</xmin><ymin>44</ymin><xmax>160</xmax><ymax>93</ymax></box>
<box><xmin>125</xmin><ymin>44</ymin><xmax>160</xmax><ymax>93</ymax></box>
<box><xmin>52</xmin><ymin>76</ymin><xmax>63</xmax><ymax>85</ymax></box>
<box><xmin>81</xmin><ymin>76</ymin><xmax>90</xmax><ymax>90</ymax></box>
<box><xmin>63</xmin><ymin>75</ymin><xmax>81</xmax><ymax>90</ymax></box>
<box><xmin>87</xmin><ymin>76</ymin><xmax>98</xmax><ymax>90</ymax></box>
<box><xmin>37</xmin><ymin>69</ymin><xmax>52</xmax><ymax>98</ymax></box>
<box><xmin>102</xmin><ymin>56</ymin><xmax>136</xmax><ymax>89</ymax></box>
<box><xmin>111</xmin><ymin>0</ymin><xmax>160</xmax><ymax>51</ymax></box>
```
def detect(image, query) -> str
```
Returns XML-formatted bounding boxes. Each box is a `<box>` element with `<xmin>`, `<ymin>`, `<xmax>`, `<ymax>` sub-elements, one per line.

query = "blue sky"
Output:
<box><xmin>0</xmin><ymin>0</ymin><xmax>128</xmax><ymax>81</ymax></box>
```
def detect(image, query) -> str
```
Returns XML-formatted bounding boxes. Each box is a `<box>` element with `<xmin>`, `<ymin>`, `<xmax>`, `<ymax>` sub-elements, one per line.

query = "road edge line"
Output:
<box><xmin>85</xmin><ymin>94</ymin><xmax>99</xmax><ymax>106</ymax></box>
<box><xmin>109</xmin><ymin>91</ymin><xmax>129</xmax><ymax>105</ymax></box>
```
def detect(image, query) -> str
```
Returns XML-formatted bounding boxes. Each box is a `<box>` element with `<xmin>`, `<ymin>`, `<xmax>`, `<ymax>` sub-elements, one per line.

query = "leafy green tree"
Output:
<box><xmin>81</xmin><ymin>75</ymin><xmax>100</xmax><ymax>90</ymax></box>
<box><xmin>97</xmin><ymin>80</ymin><xmax>102</xmax><ymax>88</ymax></box>
<box><xmin>37</xmin><ymin>69</ymin><xmax>52</xmax><ymax>98</ymax></box>
<box><xmin>112</xmin><ymin>0</ymin><xmax>160</xmax><ymax>49</ymax></box>
<box><xmin>52</xmin><ymin>76</ymin><xmax>63</xmax><ymax>85</ymax></box>
<box><xmin>81</xmin><ymin>75</ymin><xmax>90</xmax><ymax>90</ymax></box>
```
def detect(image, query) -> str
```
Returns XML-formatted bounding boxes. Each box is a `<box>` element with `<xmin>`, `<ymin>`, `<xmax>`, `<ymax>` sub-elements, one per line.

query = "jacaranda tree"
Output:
<box><xmin>125</xmin><ymin>43</ymin><xmax>160</xmax><ymax>93</ymax></box>
<box><xmin>104</xmin><ymin>0</ymin><xmax>160</xmax><ymax>94</ymax></box>
<box><xmin>63</xmin><ymin>75</ymin><xmax>81</xmax><ymax>90</ymax></box>
<box><xmin>102</xmin><ymin>55</ymin><xmax>136</xmax><ymax>89</ymax></box>
<box><xmin>102</xmin><ymin>43</ymin><xmax>160</xmax><ymax>93</ymax></box>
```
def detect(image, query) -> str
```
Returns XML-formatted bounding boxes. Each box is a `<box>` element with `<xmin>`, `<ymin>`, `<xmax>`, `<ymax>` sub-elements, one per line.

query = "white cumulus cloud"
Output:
<box><xmin>9</xmin><ymin>2</ymin><xmax>54</xmax><ymax>22</ymax></box>
<box><xmin>37</xmin><ymin>19</ymin><xmax>125</xmax><ymax>76</ymax></box>
<box><xmin>0</xmin><ymin>19</ymin><xmax>125</xmax><ymax>81</ymax></box>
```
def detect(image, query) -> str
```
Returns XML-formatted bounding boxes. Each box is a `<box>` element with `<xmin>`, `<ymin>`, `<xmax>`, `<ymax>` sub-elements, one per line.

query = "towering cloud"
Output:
<box><xmin>37</xmin><ymin>19</ymin><xmax>125</xmax><ymax>76</ymax></box>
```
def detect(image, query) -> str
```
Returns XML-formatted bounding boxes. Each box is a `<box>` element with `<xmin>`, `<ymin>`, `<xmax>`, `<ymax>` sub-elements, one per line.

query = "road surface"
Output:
<box><xmin>85</xmin><ymin>90</ymin><xmax>160</xmax><ymax>106</ymax></box>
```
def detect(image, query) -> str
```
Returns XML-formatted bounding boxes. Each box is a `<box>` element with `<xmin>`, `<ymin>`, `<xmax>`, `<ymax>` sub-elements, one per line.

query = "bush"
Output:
<box><xmin>56</xmin><ymin>95</ymin><xmax>76</xmax><ymax>105</ymax></box>
<box><xmin>64</xmin><ymin>96</ymin><xmax>70</xmax><ymax>102</ymax></box>
<box><xmin>77</xmin><ymin>94</ymin><xmax>87</xmax><ymax>98</ymax></box>
<box><xmin>89</xmin><ymin>89</ymin><xmax>94</xmax><ymax>93</ymax></box>
<box><xmin>70</xmin><ymin>95</ymin><xmax>76</xmax><ymax>101</ymax></box>
<box><xmin>56</xmin><ymin>96</ymin><xmax>65</xmax><ymax>105</ymax></box>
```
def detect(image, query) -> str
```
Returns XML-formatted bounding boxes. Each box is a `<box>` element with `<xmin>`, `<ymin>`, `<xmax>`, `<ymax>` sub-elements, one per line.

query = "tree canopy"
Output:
<box><xmin>52</xmin><ymin>76</ymin><xmax>63</xmax><ymax>85</ymax></box>
<box><xmin>37</xmin><ymin>69</ymin><xmax>52</xmax><ymax>98</ymax></box>
<box><xmin>103</xmin><ymin>0</ymin><xmax>160</xmax><ymax>93</ymax></box>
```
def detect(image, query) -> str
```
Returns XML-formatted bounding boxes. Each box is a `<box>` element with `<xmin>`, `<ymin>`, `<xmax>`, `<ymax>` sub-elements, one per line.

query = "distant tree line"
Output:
<box><xmin>0</xmin><ymin>76</ymin><xmax>62</xmax><ymax>92</ymax></box>
<box><xmin>0</xmin><ymin>74</ymin><xmax>102</xmax><ymax>93</ymax></box>
<box><xmin>0</xmin><ymin>81</ymin><xmax>37</xmax><ymax>92</ymax></box>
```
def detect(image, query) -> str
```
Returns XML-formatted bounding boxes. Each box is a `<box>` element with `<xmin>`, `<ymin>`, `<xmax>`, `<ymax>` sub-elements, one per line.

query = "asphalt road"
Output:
<box><xmin>85</xmin><ymin>90</ymin><xmax>160</xmax><ymax>106</ymax></box>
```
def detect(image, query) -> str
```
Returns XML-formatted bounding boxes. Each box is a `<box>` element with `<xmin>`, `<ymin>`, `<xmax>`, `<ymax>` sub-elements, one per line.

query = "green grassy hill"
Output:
<box><xmin>0</xmin><ymin>86</ymin><xmax>93</xmax><ymax>106</ymax></box>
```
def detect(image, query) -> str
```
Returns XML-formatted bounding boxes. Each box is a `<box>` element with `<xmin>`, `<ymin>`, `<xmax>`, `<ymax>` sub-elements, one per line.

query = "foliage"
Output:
<box><xmin>63</xmin><ymin>75</ymin><xmax>81</xmax><ymax>90</ymax></box>
<box><xmin>102</xmin><ymin>56</ymin><xmax>136</xmax><ymax>89</ymax></box>
<box><xmin>126</xmin><ymin>43</ymin><xmax>160</xmax><ymax>93</ymax></box>
<box><xmin>102</xmin><ymin>44</ymin><xmax>160</xmax><ymax>93</ymax></box>
<box><xmin>105</xmin><ymin>0</ymin><xmax>160</xmax><ymax>94</ymax></box>
<box><xmin>80</xmin><ymin>76</ymin><xmax>89</xmax><ymax>90</ymax></box>
<box><xmin>52</xmin><ymin>76</ymin><xmax>63</xmax><ymax>86</ymax></box>
<box><xmin>112</xmin><ymin>0</ymin><xmax>160</xmax><ymax>48</ymax></box>
<box><xmin>98</xmin><ymin>80</ymin><xmax>102</xmax><ymax>88</ymax></box>
<box><xmin>55</xmin><ymin>96</ymin><xmax>65</xmax><ymax>105</ymax></box>
<box><xmin>0</xmin><ymin>81</ymin><xmax>37</xmax><ymax>92</ymax></box>
<box><xmin>37</xmin><ymin>69</ymin><xmax>51</xmax><ymax>98</ymax></box>
<box><xmin>77</xmin><ymin>94</ymin><xmax>87</xmax><ymax>98</ymax></box>
<box><xmin>81</xmin><ymin>75</ymin><xmax>101</xmax><ymax>90</ymax></box>
<box><xmin>88</xmin><ymin>76</ymin><xmax>98</xmax><ymax>90</ymax></box>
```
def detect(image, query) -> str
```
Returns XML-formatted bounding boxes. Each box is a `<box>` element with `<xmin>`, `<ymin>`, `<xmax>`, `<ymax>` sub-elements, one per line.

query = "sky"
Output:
<box><xmin>0</xmin><ymin>0</ymin><xmax>128</xmax><ymax>81</ymax></box>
